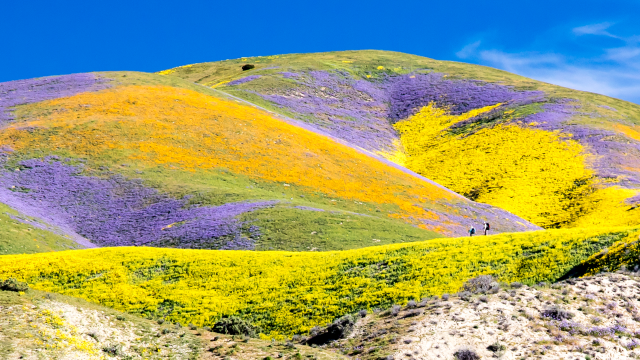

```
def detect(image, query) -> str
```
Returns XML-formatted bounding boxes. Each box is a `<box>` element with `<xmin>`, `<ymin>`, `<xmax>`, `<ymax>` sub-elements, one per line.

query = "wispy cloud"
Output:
<box><xmin>457</xmin><ymin>23</ymin><xmax>640</xmax><ymax>104</ymax></box>
<box><xmin>478</xmin><ymin>50</ymin><xmax>640</xmax><ymax>99</ymax></box>
<box><xmin>573</xmin><ymin>22</ymin><xmax>618</xmax><ymax>38</ymax></box>
<box><xmin>456</xmin><ymin>40</ymin><xmax>481</xmax><ymax>59</ymax></box>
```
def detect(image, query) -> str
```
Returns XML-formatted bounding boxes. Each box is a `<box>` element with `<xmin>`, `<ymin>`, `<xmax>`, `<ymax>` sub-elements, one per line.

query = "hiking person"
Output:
<box><xmin>483</xmin><ymin>222</ymin><xmax>490</xmax><ymax>235</ymax></box>
<box><xmin>468</xmin><ymin>226</ymin><xmax>476</xmax><ymax>237</ymax></box>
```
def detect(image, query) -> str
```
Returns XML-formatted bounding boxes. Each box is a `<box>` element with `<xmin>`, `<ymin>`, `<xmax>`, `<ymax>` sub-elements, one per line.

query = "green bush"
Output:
<box><xmin>0</xmin><ymin>278</ymin><xmax>28</xmax><ymax>292</ymax></box>
<box><xmin>213</xmin><ymin>316</ymin><xmax>261</xmax><ymax>337</ymax></box>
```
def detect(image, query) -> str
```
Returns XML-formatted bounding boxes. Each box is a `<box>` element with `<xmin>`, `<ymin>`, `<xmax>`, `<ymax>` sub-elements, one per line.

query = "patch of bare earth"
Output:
<box><xmin>0</xmin><ymin>290</ymin><xmax>200</xmax><ymax>359</ymax></box>
<box><xmin>314</xmin><ymin>272</ymin><xmax>640</xmax><ymax>360</ymax></box>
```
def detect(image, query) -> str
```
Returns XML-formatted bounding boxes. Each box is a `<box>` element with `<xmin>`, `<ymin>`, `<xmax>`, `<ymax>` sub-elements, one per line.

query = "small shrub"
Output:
<box><xmin>441</xmin><ymin>293</ymin><xmax>450</xmax><ymax>301</ymax></box>
<box><xmin>310</xmin><ymin>326</ymin><xmax>322</xmax><ymax>336</ymax></box>
<box><xmin>461</xmin><ymin>275</ymin><xmax>499</xmax><ymax>294</ymax></box>
<box><xmin>458</xmin><ymin>291</ymin><xmax>472</xmax><ymax>301</ymax></box>
<box><xmin>406</xmin><ymin>300</ymin><xmax>416</xmax><ymax>309</ymax></box>
<box><xmin>157</xmin><ymin>319</ymin><xmax>164</xmax><ymax>325</ymax></box>
<box><xmin>242</xmin><ymin>64</ymin><xmax>255</xmax><ymax>71</ymax></box>
<box><xmin>102</xmin><ymin>344</ymin><xmax>122</xmax><ymax>356</ymax></box>
<box><xmin>358</xmin><ymin>309</ymin><xmax>368</xmax><ymax>317</ymax></box>
<box><xmin>390</xmin><ymin>305</ymin><xmax>401</xmax><ymax>316</ymax></box>
<box><xmin>510</xmin><ymin>282</ymin><xmax>523</xmax><ymax>289</ymax></box>
<box><xmin>454</xmin><ymin>348</ymin><xmax>480</xmax><ymax>360</ymax></box>
<box><xmin>541</xmin><ymin>306</ymin><xmax>574</xmax><ymax>320</ymax></box>
<box><xmin>213</xmin><ymin>316</ymin><xmax>261</xmax><ymax>337</ymax></box>
<box><xmin>204</xmin><ymin>326</ymin><xmax>212</xmax><ymax>332</ymax></box>
<box><xmin>487</xmin><ymin>341</ymin><xmax>506</xmax><ymax>353</ymax></box>
<box><xmin>402</xmin><ymin>309</ymin><xmax>423</xmax><ymax>318</ymax></box>
<box><xmin>115</xmin><ymin>315</ymin><xmax>126</xmax><ymax>321</ymax></box>
<box><xmin>479</xmin><ymin>295</ymin><xmax>488</xmax><ymax>303</ymax></box>
<box><xmin>0</xmin><ymin>278</ymin><xmax>29</xmax><ymax>292</ymax></box>
<box><xmin>189</xmin><ymin>323</ymin><xmax>197</xmax><ymax>330</ymax></box>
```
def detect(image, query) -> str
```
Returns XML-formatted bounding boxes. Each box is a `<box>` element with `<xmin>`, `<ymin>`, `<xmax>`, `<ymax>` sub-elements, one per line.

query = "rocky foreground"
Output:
<box><xmin>317</xmin><ymin>272</ymin><xmax>640</xmax><ymax>360</ymax></box>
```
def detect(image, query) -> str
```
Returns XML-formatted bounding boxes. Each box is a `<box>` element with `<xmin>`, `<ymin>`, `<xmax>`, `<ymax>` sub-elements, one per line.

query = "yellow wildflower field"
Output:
<box><xmin>2</xmin><ymin>226</ymin><xmax>637</xmax><ymax>337</ymax></box>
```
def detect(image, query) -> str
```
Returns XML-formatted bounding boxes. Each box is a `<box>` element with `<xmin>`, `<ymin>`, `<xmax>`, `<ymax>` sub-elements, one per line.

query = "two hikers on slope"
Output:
<box><xmin>468</xmin><ymin>221</ymin><xmax>490</xmax><ymax>237</ymax></box>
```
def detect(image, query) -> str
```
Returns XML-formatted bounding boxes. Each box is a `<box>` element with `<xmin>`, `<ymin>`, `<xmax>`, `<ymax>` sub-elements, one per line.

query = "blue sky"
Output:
<box><xmin>3</xmin><ymin>0</ymin><xmax>639</xmax><ymax>103</ymax></box>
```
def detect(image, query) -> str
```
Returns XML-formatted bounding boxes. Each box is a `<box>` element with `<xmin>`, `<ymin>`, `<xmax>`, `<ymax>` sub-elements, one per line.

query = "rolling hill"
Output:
<box><xmin>0</xmin><ymin>68</ymin><xmax>540</xmax><ymax>254</ymax></box>
<box><xmin>1</xmin><ymin>49</ymin><xmax>640</xmax><ymax>351</ymax></box>
<box><xmin>1</xmin><ymin>226</ymin><xmax>638</xmax><ymax>337</ymax></box>
<box><xmin>161</xmin><ymin>50</ymin><xmax>640</xmax><ymax>229</ymax></box>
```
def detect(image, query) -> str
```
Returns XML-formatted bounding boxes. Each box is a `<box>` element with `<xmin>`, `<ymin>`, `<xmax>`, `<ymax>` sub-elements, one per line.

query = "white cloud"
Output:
<box><xmin>455</xmin><ymin>23</ymin><xmax>640</xmax><ymax>104</ymax></box>
<box><xmin>477</xmin><ymin>50</ymin><xmax>640</xmax><ymax>102</ymax></box>
<box><xmin>573</xmin><ymin>22</ymin><xmax>618</xmax><ymax>38</ymax></box>
<box><xmin>605</xmin><ymin>46</ymin><xmax>640</xmax><ymax>64</ymax></box>
<box><xmin>456</xmin><ymin>41</ymin><xmax>481</xmax><ymax>59</ymax></box>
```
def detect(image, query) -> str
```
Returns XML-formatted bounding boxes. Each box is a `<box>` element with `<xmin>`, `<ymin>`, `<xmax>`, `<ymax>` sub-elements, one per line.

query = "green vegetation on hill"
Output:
<box><xmin>161</xmin><ymin>50</ymin><xmax>640</xmax><ymax>121</ymax></box>
<box><xmin>0</xmin><ymin>203</ymin><xmax>82</xmax><ymax>255</ymax></box>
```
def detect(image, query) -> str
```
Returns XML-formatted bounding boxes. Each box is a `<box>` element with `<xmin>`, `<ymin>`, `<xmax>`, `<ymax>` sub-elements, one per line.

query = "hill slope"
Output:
<box><xmin>1</xmin><ymin>226</ymin><xmax>637</xmax><ymax>337</ymax></box>
<box><xmin>0</xmin><ymin>71</ymin><xmax>538</xmax><ymax>253</ymax></box>
<box><xmin>0</xmin><ymin>286</ymin><xmax>203</xmax><ymax>359</ymax></box>
<box><xmin>160</xmin><ymin>50</ymin><xmax>640</xmax><ymax>229</ymax></box>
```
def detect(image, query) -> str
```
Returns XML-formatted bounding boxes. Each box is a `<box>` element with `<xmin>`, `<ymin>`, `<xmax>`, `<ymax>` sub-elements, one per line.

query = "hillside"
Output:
<box><xmin>0</xmin><ymin>70</ymin><xmax>538</xmax><ymax>254</ymax></box>
<box><xmin>160</xmin><ymin>50</ymin><xmax>640</xmax><ymax>229</ymax></box>
<box><xmin>1</xmin><ymin>226</ymin><xmax>637</xmax><ymax>338</ymax></box>
<box><xmin>0</xmin><ymin>285</ymin><xmax>203</xmax><ymax>359</ymax></box>
<box><xmin>298</xmin><ymin>271</ymin><xmax>640</xmax><ymax>360</ymax></box>
<box><xmin>1</xmin><ymin>284</ymin><xmax>344</xmax><ymax>360</ymax></box>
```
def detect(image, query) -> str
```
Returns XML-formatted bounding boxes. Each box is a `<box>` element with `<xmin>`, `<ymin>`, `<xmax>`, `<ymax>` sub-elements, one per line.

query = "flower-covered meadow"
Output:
<box><xmin>0</xmin><ymin>83</ymin><xmax>537</xmax><ymax>240</ymax></box>
<box><xmin>177</xmin><ymin>51</ymin><xmax>638</xmax><ymax>230</ymax></box>
<box><xmin>394</xmin><ymin>102</ymin><xmax>639</xmax><ymax>228</ymax></box>
<box><xmin>0</xmin><ymin>74</ymin><xmax>111</xmax><ymax>124</ymax></box>
<box><xmin>0</xmin><ymin>226</ymin><xmax>637</xmax><ymax>337</ymax></box>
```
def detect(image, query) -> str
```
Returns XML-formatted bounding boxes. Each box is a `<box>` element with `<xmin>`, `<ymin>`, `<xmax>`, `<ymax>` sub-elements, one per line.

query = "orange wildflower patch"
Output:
<box><xmin>614</xmin><ymin>124</ymin><xmax>640</xmax><ymax>142</ymax></box>
<box><xmin>2</xmin><ymin>85</ymin><xmax>460</xmax><ymax>229</ymax></box>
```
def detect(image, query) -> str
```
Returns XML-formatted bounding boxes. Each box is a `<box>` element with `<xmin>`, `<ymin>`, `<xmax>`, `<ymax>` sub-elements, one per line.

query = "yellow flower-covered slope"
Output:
<box><xmin>394</xmin><ymin>104</ymin><xmax>639</xmax><ymax>228</ymax></box>
<box><xmin>0</xmin><ymin>226</ymin><xmax>636</xmax><ymax>337</ymax></box>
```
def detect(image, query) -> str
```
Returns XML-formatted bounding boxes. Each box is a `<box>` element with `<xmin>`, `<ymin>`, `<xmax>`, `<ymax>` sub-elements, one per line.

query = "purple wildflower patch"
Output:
<box><xmin>0</xmin><ymin>158</ymin><xmax>274</xmax><ymax>249</ymax></box>
<box><xmin>293</xmin><ymin>206</ymin><xmax>326</xmax><ymax>212</ymax></box>
<box><xmin>0</xmin><ymin>73</ymin><xmax>111</xmax><ymax>124</ymax></box>
<box><xmin>598</xmin><ymin>105</ymin><xmax>618</xmax><ymax>111</ymax></box>
<box><xmin>626</xmin><ymin>193</ymin><xmax>640</xmax><ymax>205</ymax></box>
<box><xmin>228</xmin><ymin>75</ymin><xmax>261</xmax><ymax>86</ymax></box>
<box><xmin>280</xmin><ymin>72</ymin><xmax>300</xmax><ymax>79</ymax></box>
<box><xmin>385</xmin><ymin>73</ymin><xmax>544</xmax><ymax>121</ymax></box>
<box><xmin>521</xmin><ymin>99</ymin><xmax>640</xmax><ymax>189</ymax></box>
<box><xmin>255</xmin><ymin>70</ymin><xmax>543</xmax><ymax>153</ymax></box>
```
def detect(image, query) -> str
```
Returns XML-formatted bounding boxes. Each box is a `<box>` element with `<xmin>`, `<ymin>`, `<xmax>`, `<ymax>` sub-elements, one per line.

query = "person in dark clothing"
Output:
<box><xmin>483</xmin><ymin>222</ymin><xmax>490</xmax><ymax>235</ymax></box>
<box><xmin>468</xmin><ymin>226</ymin><xmax>476</xmax><ymax>237</ymax></box>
